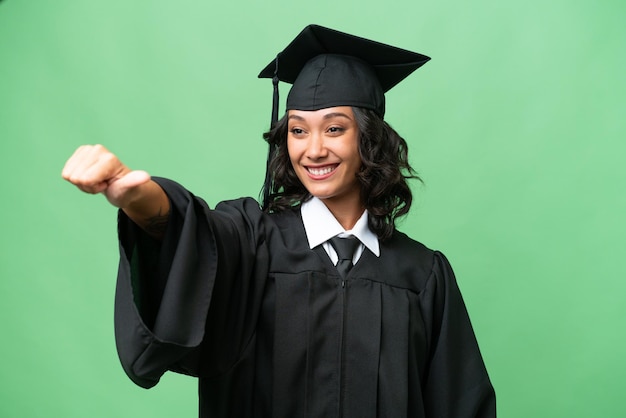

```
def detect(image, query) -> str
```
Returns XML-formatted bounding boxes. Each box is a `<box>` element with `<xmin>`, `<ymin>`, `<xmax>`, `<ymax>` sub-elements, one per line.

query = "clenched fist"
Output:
<box><xmin>62</xmin><ymin>144</ymin><xmax>169</xmax><ymax>238</ymax></box>
<box><xmin>62</xmin><ymin>144</ymin><xmax>151</xmax><ymax>208</ymax></box>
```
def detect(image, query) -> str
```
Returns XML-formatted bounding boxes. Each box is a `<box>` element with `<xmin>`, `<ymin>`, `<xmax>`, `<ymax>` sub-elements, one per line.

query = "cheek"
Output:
<box><xmin>286</xmin><ymin>139</ymin><xmax>301</xmax><ymax>166</ymax></box>
<box><xmin>344</xmin><ymin>138</ymin><xmax>361</xmax><ymax>167</ymax></box>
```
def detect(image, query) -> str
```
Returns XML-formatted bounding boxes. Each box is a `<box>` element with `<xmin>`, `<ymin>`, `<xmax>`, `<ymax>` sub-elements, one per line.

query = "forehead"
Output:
<box><xmin>287</xmin><ymin>106</ymin><xmax>355</xmax><ymax>122</ymax></box>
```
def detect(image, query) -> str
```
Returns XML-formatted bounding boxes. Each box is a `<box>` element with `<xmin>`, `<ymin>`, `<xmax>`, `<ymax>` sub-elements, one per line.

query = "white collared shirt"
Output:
<box><xmin>300</xmin><ymin>197</ymin><xmax>380</xmax><ymax>265</ymax></box>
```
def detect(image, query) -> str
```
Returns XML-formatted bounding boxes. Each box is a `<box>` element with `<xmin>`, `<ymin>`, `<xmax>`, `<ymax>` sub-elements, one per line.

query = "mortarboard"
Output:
<box><xmin>258</xmin><ymin>24</ymin><xmax>430</xmax><ymax>208</ymax></box>
<box><xmin>259</xmin><ymin>24</ymin><xmax>430</xmax><ymax>123</ymax></box>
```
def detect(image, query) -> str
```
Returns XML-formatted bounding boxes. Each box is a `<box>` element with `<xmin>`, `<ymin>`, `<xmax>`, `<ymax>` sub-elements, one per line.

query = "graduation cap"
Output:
<box><xmin>259</xmin><ymin>24</ymin><xmax>430</xmax><ymax>123</ymax></box>
<box><xmin>258</xmin><ymin>24</ymin><xmax>430</xmax><ymax>208</ymax></box>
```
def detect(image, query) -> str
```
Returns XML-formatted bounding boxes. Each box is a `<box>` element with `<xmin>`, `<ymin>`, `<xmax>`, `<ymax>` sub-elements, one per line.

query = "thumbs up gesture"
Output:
<box><xmin>61</xmin><ymin>144</ymin><xmax>151</xmax><ymax>209</ymax></box>
<box><xmin>62</xmin><ymin>145</ymin><xmax>170</xmax><ymax>238</ymax></box>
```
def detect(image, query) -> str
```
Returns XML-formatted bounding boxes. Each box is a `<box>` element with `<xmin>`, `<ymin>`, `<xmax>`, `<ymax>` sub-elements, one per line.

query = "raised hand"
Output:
<box><xmin>62</xmin><ymin>144</ymin><xmax>152</xmax><ymax>208</ymax></box>
<box><xmin>62</xmin><ymin>144</ymin><xmax>170</xmax><ymax>238</ymax></box>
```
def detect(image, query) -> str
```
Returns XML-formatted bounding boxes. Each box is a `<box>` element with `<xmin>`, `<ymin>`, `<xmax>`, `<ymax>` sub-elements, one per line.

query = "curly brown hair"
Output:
<box><xmin>261</xmin><ymin>107</ymin><xmax>420</xmax><ymax>240</ymax></box>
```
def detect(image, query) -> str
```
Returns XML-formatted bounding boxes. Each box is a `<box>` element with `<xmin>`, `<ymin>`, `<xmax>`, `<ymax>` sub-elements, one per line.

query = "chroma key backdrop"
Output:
<box><xmin>0</xmin><ymin>0</ymin><xmax>624</xmax><ymax>417</ymax></box>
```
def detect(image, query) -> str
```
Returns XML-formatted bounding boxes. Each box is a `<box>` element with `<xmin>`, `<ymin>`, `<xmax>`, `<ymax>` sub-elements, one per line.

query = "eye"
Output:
<box><xmin>327</xmin><ymin>126</ymin><xmax>345</xmax><ymax>135</ymax></box>
<box><xmin>290</xmin><ymin>128</ymin><xmax>306</xmax><ymax>136</ymax></box>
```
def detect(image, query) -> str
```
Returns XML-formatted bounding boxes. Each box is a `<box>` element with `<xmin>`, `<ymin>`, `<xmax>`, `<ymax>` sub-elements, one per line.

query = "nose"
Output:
<box><xmin>305</xmin><ymin>132</ymin><xmax>328</xmax><ymax>160</ymax></box>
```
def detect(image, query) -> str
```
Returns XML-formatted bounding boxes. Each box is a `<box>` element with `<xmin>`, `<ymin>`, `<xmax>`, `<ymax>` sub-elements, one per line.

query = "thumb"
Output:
<box><xmin>104</xmin><ymin>170</ymin><xmax>152</xmax><ymax>208</ymax></box>
<box><xmin>114</xmin><ymin>170</ymin><xmax>151</xmax><ymax>189</ymax></box>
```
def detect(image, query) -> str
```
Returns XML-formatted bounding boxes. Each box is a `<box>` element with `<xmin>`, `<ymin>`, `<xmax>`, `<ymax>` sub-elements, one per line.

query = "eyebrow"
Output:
<box><xmin>287</xmin><ymin>112</ymin><xmax>353</xmax><ymax>122</ymax></box>
<box><xmin>323</xmin><ymin>112</ymin><xmax>353</xmax><ymax>120</ymax></box>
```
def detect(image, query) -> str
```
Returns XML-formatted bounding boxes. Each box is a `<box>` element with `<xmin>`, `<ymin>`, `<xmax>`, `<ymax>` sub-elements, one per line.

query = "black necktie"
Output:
<box><xmin>329</xmin><ymin>236</ymin><xmax>360</xmax><ymax>279</ymax></box>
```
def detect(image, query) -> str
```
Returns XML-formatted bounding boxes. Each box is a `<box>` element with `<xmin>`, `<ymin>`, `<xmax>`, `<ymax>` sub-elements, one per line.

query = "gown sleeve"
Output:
<box><xmin>421</xmin><ymin>251</ymin><xmax>496</xmax><ymax>417</ymax></box>
<box><xmin>113</xmin><ymin>177</ymin><xmax>268</xmax><ymax>389</ymax></box>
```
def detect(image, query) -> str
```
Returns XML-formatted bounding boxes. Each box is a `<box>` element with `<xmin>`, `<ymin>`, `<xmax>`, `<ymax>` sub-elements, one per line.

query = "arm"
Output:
<box><xmin>423</xmin><ymin>252</ymin><xmax>496</xmax><ymax>417</ymax></box>
<box><xmin>115</xmin><ymin>181</ymin><xmax>269</xmax><ymax>388</ymax></box>
<box><xmin>61</xmin><ymin>144</ymin><xmax>170</xmax><ymax>239</ymax></box>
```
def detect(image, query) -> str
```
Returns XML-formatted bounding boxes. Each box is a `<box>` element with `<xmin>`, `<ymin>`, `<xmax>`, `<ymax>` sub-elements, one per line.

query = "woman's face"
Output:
<box><xmin>287</xmin><ymin>106</ymin><xmax>362</xmax><ymax>208</ymax></box>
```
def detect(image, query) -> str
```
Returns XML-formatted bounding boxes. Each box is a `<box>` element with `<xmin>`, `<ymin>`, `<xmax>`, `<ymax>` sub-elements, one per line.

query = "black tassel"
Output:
<box><xmin>262</xmin><ymin>54</ymin><xmax>280</xmax><ymax>210</ymax></box>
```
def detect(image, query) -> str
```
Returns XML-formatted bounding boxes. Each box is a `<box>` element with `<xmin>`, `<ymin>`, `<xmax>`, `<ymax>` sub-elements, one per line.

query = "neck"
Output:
<box><xmin>321</xmin><ymin>196</ymin><xmax>365</xmax><ymax>231</ymax></box>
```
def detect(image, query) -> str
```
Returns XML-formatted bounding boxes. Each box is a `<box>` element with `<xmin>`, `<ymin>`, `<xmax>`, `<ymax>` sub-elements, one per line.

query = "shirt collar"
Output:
<box><xmin>301</xmin><ymin>197</ymin><xmax>380</xmax><ymax>256</ymax></box>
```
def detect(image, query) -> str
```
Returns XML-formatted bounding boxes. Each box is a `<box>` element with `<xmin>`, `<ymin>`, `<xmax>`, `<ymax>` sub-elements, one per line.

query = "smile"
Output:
<box><xmin>306</xmin><ymin>165</ymin><xmax>337</xmax><ymax>176</ymax></box>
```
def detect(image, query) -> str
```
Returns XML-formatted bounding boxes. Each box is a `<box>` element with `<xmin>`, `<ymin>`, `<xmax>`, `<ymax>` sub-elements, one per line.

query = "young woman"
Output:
<box><xmin>62</xmin><ymin>25</ymin><xmax>495</xmax><ymax>417</ymax></box>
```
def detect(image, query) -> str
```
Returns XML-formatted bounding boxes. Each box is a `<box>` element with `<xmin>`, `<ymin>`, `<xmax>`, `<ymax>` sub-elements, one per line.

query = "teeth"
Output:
<box><xmin>308</xmin><ymin>166</ymin><xmax>335</xmax><ymax>176</ymax></box>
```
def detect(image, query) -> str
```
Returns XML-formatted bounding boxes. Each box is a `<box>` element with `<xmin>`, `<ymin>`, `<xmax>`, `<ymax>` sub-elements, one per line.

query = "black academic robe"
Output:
<box><xmin>115</xmin><ymin>177</ymin><xmax>495</xmax><ymax>417</ymax></box>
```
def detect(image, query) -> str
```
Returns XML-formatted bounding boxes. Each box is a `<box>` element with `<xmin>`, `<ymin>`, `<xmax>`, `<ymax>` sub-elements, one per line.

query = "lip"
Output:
<box><xmin>304</xmin><ymin>164</ymin><xmax>338</xmax><ymax>180</ymax></box>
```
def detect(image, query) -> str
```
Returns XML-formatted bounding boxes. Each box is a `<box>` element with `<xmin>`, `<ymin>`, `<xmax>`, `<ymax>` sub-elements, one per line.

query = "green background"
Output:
<box><xmin>1</xmin><ymin>0</ymin><xmax>624</xmax><ymax>416</ymax></box>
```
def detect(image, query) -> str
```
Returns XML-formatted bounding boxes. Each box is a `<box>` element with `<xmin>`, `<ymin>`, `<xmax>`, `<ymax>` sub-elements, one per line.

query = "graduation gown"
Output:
<box><xmin>115</xmin><ymin>177</ymin><xmax>495</xmax><ymax>417</ymax></box>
